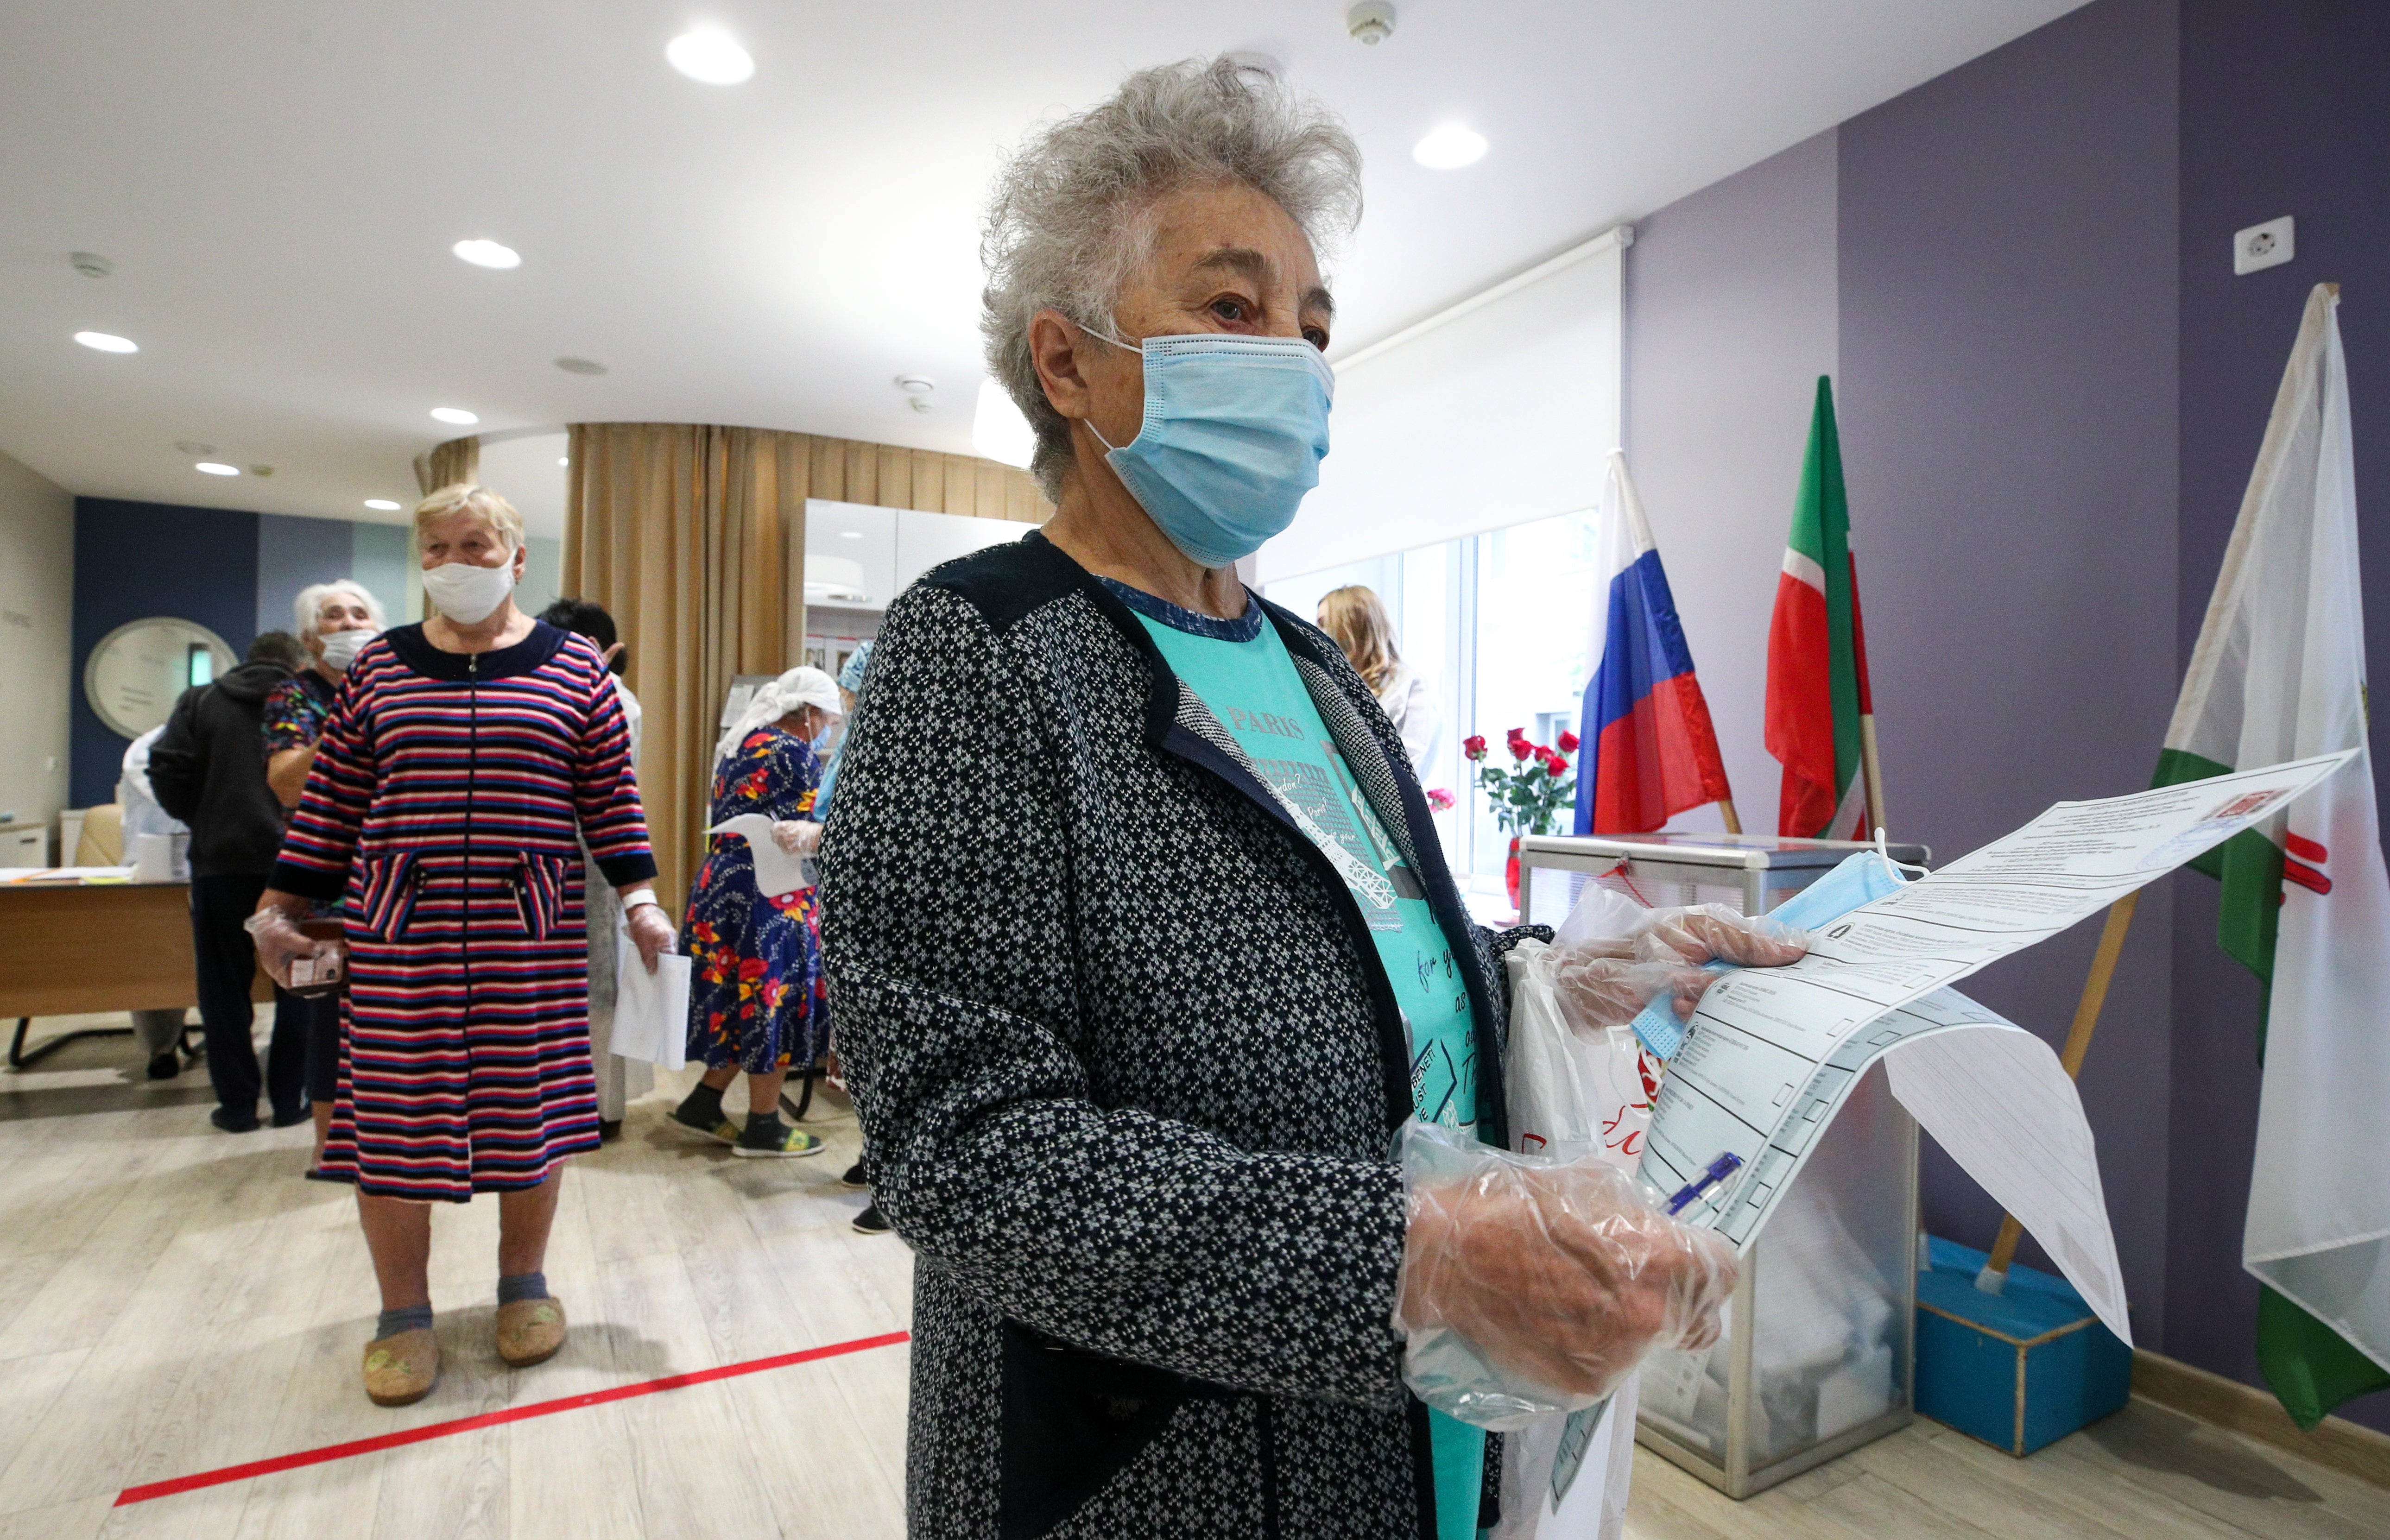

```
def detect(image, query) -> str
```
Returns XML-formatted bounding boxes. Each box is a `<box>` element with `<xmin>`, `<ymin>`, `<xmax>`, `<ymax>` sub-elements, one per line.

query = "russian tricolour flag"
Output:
<box><xmin>1573</xmin><ymin>451</ymin><xmax>1734</xmax><ymax>835</ymax></box>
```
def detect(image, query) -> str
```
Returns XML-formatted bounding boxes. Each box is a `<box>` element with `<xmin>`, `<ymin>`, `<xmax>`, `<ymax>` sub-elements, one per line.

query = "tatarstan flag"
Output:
<box><xmin>1766</xmin><ymin>376</ymin><xmax>1877</xmax><ymax>839</ymax></box>
<box><xmin>2157</xmin><ymin>284</ymin><xmax>2390</xmax><ymax>1429</ymax></box>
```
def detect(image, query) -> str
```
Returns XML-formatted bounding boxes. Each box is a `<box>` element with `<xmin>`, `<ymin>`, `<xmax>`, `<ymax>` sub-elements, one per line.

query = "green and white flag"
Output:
<box><xmin>2157</xmin><ymin>283</ymin><xmax>2390</xmax><ymax>1428</ymax></box>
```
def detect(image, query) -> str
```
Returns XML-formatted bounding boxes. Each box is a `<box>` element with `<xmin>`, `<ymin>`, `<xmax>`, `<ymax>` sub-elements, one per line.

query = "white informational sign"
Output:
<box><xmin>1638</xmin><ymin>751</ymin><xmax>2356</xmax><ymax>1346</ymax></box>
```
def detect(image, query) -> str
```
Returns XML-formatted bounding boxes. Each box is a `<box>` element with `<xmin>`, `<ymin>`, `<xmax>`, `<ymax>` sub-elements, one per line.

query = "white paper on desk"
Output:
<box><xmin>1639</xmin><ymin>750</ymin><xmax>2357</xmax><ymax>1344</ymax></box>
<box><xmin>608</xmin><ymin>934</ymin><xmax>689</xmax><ymax>1070</ymax></box>
<box><xmin>705</xmin><ymin>814</ymin><xmax>810</xmax><ymax>899</ymax></box>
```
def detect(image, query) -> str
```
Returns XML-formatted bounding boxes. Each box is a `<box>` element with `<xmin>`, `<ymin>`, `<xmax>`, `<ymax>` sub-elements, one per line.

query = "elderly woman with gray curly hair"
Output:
<box><xmin>821</xmin><ymin>58</ymin><xmax>1789</xmax><ymax>1540</ymax></box>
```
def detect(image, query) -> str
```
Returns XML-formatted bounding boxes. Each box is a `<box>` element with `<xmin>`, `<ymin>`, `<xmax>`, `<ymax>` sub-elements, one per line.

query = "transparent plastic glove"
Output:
<box><xmin>624</xmin><ymin>902</ymin><xmax>676</xmax><ymax>974</ymax></box>
<box><xmin>1547</xmin><ymin>946</ymin><xmax>1717</xmax><ymax>1033</ymax></box>
<box><xmin>243</xmin><ymin>907</ymin><xmax>345</xmax><ymax>992</ymax></box>
<box><xmin>1629</xmin><ymin>903</ymin><xmax>1809</xmax><ymax>969</ymax></box>
<box><xmin>1392</xmin><ymin>1121</ymin><xmax>1739</xmax><ymax>1429</ymax></box>
<box><xmin>770</xmin><ymin>819</ymin><xmax>823</xmax><ymax>858</ymax></box>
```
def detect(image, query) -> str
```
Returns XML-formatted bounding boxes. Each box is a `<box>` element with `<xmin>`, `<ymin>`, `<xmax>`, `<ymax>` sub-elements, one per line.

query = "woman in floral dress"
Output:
<box><xmin>670</xmin><ymin>666</ymin><xmax>845</xmax><ymax>1157</ymax></box>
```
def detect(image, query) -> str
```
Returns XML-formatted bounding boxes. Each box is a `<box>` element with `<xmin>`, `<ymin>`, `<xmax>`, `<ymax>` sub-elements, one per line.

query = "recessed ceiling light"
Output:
<box><xmin>667</xmin><ymin>28</ymin><xmax>754</xmax><ymax>84</ymax></box>
<box><xmin>839</xmin><ymin>530</ymin><xmax>862</xmax><ymax>540</ymax></box>
<box><xmin>1413</xmin><ymin>124</ymin><xmax>1489</xmax><ymax>170</ymax></box>
<box><xmin>972</xmin><ymin>380</ymin><xmax>1037</xmax><ymax>469</ymax></box>
<box><xmin>430</xmin><ymin>406</ymin><xmax>479</xmax><ymax>425</ymax></box>
<box><xmin>452</xmin><ymin>239</ymin><xmax>521</xmax><ymax>270</ymax></box>
<box><xmin>554</xmin><ymin>356</ymin><xmax>607</xmax><ymax>375</ymax></box>
<box><xmin>74</xmin><ymin>330</ymin><xmax>138</xmax><ymax>353</ymax></box>
<box><xmin>195</xmin><ymin>462</ymin><xmax>240</xmax><ymax>476</ymax></box>
<box><xmin>557</xmin><ymin>457</ymin><xmax>569</xmax><ymax>467</ymax></box>
<box><xmin>364</xmin><ymin>499</ymin><xmax>402</xmax><ymax>511</ymax></box>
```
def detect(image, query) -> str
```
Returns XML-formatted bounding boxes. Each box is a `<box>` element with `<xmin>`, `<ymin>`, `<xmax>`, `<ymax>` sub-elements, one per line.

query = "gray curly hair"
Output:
<box><xmin>981</xmin><ymin>57</ymin><xmax>1364</xmax><ymax>500</ymax></box>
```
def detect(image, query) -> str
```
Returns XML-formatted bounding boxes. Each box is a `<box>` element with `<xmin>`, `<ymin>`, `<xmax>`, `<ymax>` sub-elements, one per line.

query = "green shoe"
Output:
<box><xmin>670</xmin><ymin>1105</ymin><xmax>739</xmax><ymax>1145</ymax></box>
<box><xmin>733</xmin><ymin>1122</ymin><xmax>825</xmax><ymax>1159</ymax></box>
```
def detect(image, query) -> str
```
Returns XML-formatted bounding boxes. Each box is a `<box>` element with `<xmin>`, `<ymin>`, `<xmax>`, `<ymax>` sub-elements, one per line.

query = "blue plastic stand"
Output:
<box><xmin>1915</xmin><ymin>1235</ymin><xmax>2131</xmax><ymax>1456</ymax></box>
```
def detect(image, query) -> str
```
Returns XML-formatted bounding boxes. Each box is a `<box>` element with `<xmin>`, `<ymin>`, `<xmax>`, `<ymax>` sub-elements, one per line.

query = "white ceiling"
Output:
<box><xmin>0</xmin><ymin>0</ymin><xmax>2087</xmax><ymax>526</ymax></box>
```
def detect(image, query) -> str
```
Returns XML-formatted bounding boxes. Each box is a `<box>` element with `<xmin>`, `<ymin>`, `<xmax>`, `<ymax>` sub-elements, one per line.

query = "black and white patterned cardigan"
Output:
<box><xmin>820</xmin><ymin>530</ymin><xmax>1541</xmax><ymax>1540</ymax></box>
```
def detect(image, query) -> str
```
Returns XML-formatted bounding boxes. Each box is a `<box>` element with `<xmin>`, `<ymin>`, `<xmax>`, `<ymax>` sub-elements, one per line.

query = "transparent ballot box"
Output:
<box><xmin>1515</xmin><ymin>833</ymin><xmax>1930</xmax><ymax>1499</ymax></box>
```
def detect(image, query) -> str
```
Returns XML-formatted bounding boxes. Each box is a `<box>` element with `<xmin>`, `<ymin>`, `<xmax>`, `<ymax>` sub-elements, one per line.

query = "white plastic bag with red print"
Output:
<box><xmin>1503</xmin><ymin>883</ymin><xmax>1662</xmax><ymax>1177</ymax></box>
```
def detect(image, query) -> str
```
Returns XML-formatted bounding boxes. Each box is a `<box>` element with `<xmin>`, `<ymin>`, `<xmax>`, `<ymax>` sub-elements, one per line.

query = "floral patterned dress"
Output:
<box><xmin>681</xmin><ymin>726</ymin><xmax>828</xmax><ymax>1073</ymax></box>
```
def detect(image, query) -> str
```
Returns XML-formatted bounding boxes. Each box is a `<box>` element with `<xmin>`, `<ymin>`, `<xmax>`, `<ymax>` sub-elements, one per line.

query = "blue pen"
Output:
<box><xmin>1666</xmin><ymin>1152</ymin><xmax>1744</xmax><ymax>1215</ymax></box>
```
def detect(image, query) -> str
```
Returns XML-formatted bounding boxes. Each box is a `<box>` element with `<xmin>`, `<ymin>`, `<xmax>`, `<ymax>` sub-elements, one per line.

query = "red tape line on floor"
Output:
<box><xmin>114</xmin><ymin>1328</ymin><xmax>910</xmax><ymax>1506</ymax></box>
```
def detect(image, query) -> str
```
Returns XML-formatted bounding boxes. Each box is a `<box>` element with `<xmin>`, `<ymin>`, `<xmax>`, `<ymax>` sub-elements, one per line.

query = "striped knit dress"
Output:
<box><xmin>270</xmin><ymin>621</ymin><xmax>657</xmax><ymax>1201</ymax></box>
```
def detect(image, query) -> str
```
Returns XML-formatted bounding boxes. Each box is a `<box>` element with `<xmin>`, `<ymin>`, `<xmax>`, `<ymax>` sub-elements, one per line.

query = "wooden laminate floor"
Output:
<box><xmin>0</xmin><ymin>1012</ymin><xmax>2384</xmax><ymax>1540</ymax></box>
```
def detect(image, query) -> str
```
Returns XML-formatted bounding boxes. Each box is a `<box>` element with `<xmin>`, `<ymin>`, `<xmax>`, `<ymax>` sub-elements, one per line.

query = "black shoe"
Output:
<box><xmin>599</xmin><ymin>1119</ymin><xmax>623</xmax><ymax>1142</ymax></box>
<box><xmin>840</xmin><ymin>1161</ymin><xmax>869</xmax><ymax>1189</ymax></box>
<box><xmin>270</xmin><ymin>1105</ymin><xmax>310</xmax><ymax>1129</ymax></box>
<box><xmin>146</xmin><ymin>1052</ymin><xmax>180</xmax><ymax>1081</ymax></box>
<box><xmin>210</xmin><ymin>1107</ymin><xmax>260</xmax><ymax>1134</ymax></box>
<box><xmin>852</xmin><ymin>1203</ymin><xmax>891</xmax><ymax>1235</ymax></box>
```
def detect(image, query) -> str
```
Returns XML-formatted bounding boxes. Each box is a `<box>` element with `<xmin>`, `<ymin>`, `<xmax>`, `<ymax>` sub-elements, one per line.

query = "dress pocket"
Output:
<box><xmin>507</xmin><ymin>852</ymin><xmax>570</xmax><ymax>940</ymax></box>
<box><xmin>353</xmin><ymin>852</ymin><xmax>424</xmax><ymax>940</ymax></box>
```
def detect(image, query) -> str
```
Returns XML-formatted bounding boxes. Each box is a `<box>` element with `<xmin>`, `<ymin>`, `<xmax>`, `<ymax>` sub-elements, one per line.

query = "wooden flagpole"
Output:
<box><xmin>1974</xmin><ymin>890</ymin><xmax>2143</xmax><ymax>1292</ymax></box>
<box><xmin>1717</xmin><ymin>798</ymin><xmax>1743</xmax><ymax>835</ymax></box>
<box><xmin>1859</xmin><ymin>713</ymin><xmax>1889</xmax><ymax>839</ymax></box>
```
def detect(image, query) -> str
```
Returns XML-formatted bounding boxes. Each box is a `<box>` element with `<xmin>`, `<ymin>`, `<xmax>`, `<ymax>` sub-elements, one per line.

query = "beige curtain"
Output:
<box><xmin>415</xmin><ymin>435</ymin><xmax>480</xmax><ymax>495</ymax></box>
<box><xmin>563</xmin><ymin>423</ymin><xmax>1048</xmax><ymax>909</ymax></box>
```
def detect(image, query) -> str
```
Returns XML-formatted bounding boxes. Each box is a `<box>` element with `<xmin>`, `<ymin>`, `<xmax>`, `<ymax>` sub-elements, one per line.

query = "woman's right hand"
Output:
<box><xmin>770</xmin><ymin>819</ymin><xmax>824</xmax><ymax>857</ymax></box>
<box><xmin>243</xmin><ymin>902</ymin><xmax>322</xmax><ymax>989</ymax></box>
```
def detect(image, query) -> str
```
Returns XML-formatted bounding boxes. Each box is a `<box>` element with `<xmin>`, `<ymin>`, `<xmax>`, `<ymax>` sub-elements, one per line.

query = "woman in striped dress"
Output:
<box><xmin>248</xmin><ymin>484</ymin><xmax>675</xmax><ymax>1407</ymax></box>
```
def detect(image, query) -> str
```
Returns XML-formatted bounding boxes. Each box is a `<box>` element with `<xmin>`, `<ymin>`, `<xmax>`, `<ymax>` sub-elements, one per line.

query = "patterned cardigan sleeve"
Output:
<box><xmin>821</xmin><ymin>585</ymin><xmax>1411</xmax><ymax>1409</ymax></box>
<box><xmin>269</xmin><ymin>667</ymin><xmax>376</xmax><ymax>901</ymax></box>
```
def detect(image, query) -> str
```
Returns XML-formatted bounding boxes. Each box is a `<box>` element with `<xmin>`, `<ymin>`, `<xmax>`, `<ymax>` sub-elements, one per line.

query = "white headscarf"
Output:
<box><xmin>714</xmin><ymin>666</ymin><xmax>844</xmax><ymax>773</ymax></box>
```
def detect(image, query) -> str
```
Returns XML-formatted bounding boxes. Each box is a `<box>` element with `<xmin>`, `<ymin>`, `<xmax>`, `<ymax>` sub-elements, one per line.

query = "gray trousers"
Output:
<box><xmin>131</xmin><ymin>1008</ymin><xmax>187</xmax><ymax>1056</ymax></box>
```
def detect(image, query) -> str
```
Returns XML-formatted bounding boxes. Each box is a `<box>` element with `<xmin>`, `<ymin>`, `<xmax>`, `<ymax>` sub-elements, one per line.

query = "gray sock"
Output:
<box><xmin>498</xmin><ymin>1271</ymin><xmax>550</xmax><ymax>1305</ymax></box>
<box><xmin>376</xmin><ymin>1303</ymin><xmax>433</xmax><ymax>1338</ymax></box>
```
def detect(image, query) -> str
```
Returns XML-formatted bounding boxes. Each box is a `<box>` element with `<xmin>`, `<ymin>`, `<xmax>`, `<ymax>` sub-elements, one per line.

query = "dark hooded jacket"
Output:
<box><xmin>148</xmin><ymin>660</ymin><xmax>296</xmax><ymax>877</ymax></box>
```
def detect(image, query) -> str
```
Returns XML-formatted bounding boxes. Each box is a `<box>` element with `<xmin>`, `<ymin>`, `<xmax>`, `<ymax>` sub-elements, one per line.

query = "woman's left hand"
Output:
<box><xmin>625</xmin><ymin>902</ymin><xmax>677</xmax><ymax>974</ymax></box>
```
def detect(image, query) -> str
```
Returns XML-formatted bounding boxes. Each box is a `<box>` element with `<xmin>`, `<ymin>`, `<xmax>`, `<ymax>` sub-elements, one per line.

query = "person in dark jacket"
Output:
<box><xmin>821</xmin><ymin>60</ymin><xmax>1758</xmax><ymax>1540</ymax></box>
<box><xmin>151</xmin><ymin>630</ymin><xmax>315</xmax><ymax>1131</ymax></box>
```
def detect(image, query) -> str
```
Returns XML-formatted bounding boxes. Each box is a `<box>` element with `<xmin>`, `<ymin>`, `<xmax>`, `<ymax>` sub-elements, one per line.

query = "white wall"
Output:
<box><xmin>1622</xmin><ymin>129</ymin><xmax>1840</xmax><ymax>834</ymax></box>
<box><xmin>0</xmin><ymin>449</ymin><xmax>75</xmax><ymax>851</ymax></box>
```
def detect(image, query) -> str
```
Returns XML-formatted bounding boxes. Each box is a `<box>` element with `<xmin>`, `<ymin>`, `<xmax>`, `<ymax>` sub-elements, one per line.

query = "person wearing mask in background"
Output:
<box><xmin>807</xmin><ymin>641</ymin><xmax>888</xmax><ymax>1235</ymax></box>
<box><xmin>150</xmin><ymin>631</ymin><xmax>310</xmax><ymax>1132</ymax></box>
<box><xmin>821</xmin><ymin>60</ymin><xmax>1767</xmax><ymax>1537</ymax></box>
<box><xmin>116</xmin><ymin>725</ymin><xmax>193</xmax><ymax>1079</ymax></box>
<box><xmin>670</xmin><ymin>666</ymin><xmax>842</xmax><ymax>1160</ymax></box>
<box><xmin>264</xmin><ymin>579</ymin><xmax>385</xmax><ymax>1174</ymax></box>
<box><xmin>1318</xmin><ymin>584</ymin><xmax>1438</xmax><ymax>773</ymax></box>
<box><xmin>246</xmin><ymin>483</ymin><xmax>673</xmax><ymax>1407</ymax></box>
<box><xmin>537</xmin><ymin>597</ymin><xmax>655</xmax><ymax>1140</ymax></box>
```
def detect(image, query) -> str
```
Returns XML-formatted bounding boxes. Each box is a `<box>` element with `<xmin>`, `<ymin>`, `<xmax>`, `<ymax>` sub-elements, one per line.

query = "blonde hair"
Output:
<box><xmin>413</xmin><ymin>483</ymin><xmax>524</xmax><ymax>550</ymax></box>
<box><xmin>292</xmin><ymin>578</ymin><xmax>386</xmax><ymax>641</ymax></box>
<box><xmin>1317</xmin><ymin>585</ymin><xmax>1400</xmax><ymax>694</ymax></box>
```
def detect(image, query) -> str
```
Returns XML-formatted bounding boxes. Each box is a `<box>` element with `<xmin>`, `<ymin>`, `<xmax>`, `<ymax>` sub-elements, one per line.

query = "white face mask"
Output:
<box><xmin>421</xmin><ymin>557</ymin><xmax>516</xmax><ymax>625</ymax></box>
<box><xmin>316</xmin><ymin>628</ymin><xmax>378</xmax><ymax>673</ymax></box>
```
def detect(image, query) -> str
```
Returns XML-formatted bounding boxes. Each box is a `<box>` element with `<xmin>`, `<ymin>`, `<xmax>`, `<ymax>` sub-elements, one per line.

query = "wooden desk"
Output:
<box><xmin>0</xmin><ymin>880</ymin><xmax>267</xmax><ymax>1067</ymax></box>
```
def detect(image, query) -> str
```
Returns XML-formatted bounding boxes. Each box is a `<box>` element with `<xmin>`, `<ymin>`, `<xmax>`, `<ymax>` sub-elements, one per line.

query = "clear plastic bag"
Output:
<box><xmin>1391</xmin><ymin>1120</ymin><xmax>1739</xmax><ymax>1430</ymax></box>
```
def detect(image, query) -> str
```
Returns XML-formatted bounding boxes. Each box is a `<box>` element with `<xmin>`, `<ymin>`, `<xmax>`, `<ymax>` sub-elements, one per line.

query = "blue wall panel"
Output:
<box><xmin>255</xmin><ymin>512</ymin><xmax>357</xmax><ymax>641</ymax></box>
<box><xmin>71</xmin><ymin>498</ymin><xmax>259</xmax><ymax>807</ymax></box>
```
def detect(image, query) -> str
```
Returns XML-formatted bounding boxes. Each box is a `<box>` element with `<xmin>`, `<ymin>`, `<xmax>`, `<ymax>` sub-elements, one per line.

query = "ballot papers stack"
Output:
<box><xmin>1519</xmin><ymin>833</ymin><xmax>1931</xmax><ymax>1498</ymax></box>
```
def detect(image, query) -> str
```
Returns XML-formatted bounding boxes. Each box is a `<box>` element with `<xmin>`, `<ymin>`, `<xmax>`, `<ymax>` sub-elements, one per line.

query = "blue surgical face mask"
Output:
<box><xmin>1081</xmin><ymin>326</ymin><xmax>1334</xmax><ymax>568</ymax></box>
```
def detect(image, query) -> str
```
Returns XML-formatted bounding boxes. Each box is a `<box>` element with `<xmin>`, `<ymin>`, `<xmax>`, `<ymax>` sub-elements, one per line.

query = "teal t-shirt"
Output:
<box><xmin>1114</xmin><ymin>583</ymin><xmax>1486</xmax><ymax>1539</ymax></box>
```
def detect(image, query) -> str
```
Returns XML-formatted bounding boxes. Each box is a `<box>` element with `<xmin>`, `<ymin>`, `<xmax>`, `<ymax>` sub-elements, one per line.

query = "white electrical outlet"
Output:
<box><xmin>2234</xmin><ymin>215</ymin><xmax>2295</xmax><ymax>275</ymax></box>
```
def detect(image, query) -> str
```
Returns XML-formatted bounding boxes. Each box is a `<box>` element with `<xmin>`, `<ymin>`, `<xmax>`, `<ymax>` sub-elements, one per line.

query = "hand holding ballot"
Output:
<box><xmin>242</xmin><ymin>903</ymin><xmax>348</xmax><ymax>995</ymax></box>
<box><xmin>1549</xmin><ymin>905</ymin><xmax>1810</xmax><ymax>1031</ymax></box>
<box><xmin>1393</xmin><ymin>1122</ymin><xmax>1739</xmax><ymax>1426</ymax></box>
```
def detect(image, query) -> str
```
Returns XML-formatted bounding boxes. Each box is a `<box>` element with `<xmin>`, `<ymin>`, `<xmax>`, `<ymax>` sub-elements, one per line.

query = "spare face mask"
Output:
<box><xmin>316</xmin><ymin>627</ymin><xmax>378</xmax><ymax>673</ymax></box>
<box><xmin>1629</xmin><ymin>850</ymin><xmax>1918</xmax><ymax>1060</ymax></box>
<box><xmin>1082</xmin><ymin>327</ymin><xmax>1334</xmax><ymax>568</ymax></box>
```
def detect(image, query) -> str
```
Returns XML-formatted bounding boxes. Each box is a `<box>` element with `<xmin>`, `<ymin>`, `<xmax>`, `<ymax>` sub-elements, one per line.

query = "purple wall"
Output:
<box><xmin>1836</xmin><ymin>0</ymin><xmax>2183</xmax><ymax>1342</ymax></box>
<box><xmin>2171</xmin><ymin>0</ymin><xmax>2390</xmax><ymax>1434</ymax></box>
<box><xmin>1627</xmin><ymin>0</ymin><xmax>2390</xmax><ymax>1429</ymax></box>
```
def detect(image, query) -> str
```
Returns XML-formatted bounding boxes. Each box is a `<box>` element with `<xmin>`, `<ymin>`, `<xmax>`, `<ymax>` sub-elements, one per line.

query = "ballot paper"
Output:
<box><xmin>1638</xmin><ymin>750</ymin><xmax>2357</xmax><ymax>1345</ymax></box>
<box><xmin>706</xmin><ymin>814</ymin><xmax>811</xmax><ymax>898</ymax></box>
<box><xmin>608</xmin><ymin>933</ymin><xmax>691</xmax><ymax>1069</ymax></box>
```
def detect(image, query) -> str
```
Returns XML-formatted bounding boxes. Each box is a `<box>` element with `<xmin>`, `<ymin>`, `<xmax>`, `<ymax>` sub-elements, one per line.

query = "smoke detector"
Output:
<box><xmin>71</xmin><ymin>252</ymin><xmax>114</xmax><ymax>278</ymax></box>
<box><xmin>173</xmin><ymin>440</ymin><xmax>215</xmax><ymax>456</ymax></box>
<box><xmin>895</xmin><ymin>374</ymin><xmax>935</xmax><ymax>395</ymax></box>
<box><xmin>1347</xmin><ymin>1</ymin><xmax>1396</xmax><ymax>45</ymax></box>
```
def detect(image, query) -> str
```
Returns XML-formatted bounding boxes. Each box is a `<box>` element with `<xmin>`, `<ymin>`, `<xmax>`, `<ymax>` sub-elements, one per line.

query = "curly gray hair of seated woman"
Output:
<box><xmin>980</xmin><ymin>55</ymin><xmax>1364</xmax><ymax>501</ymax></box>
